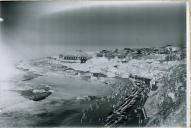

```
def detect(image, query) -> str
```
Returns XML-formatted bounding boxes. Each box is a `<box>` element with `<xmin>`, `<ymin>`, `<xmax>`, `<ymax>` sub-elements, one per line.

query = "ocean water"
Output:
<box><xmin>0</xmin><ymin>70</ymin><xmax>133</xmax><ymax>127</ymax></box>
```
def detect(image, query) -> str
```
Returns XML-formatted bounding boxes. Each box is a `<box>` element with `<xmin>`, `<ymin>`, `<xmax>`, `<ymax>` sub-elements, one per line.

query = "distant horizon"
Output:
<box><xmin>0</xmin><ymin>1</ymin><xmax>186</xmax><ymax>60</ymax></box>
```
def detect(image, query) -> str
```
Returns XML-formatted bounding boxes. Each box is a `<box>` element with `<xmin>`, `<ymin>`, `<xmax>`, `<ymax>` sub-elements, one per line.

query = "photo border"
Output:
<box><xmin>0</xmin><ymin>0</ymin><xmax>190</xmax><ymax>127</ymax></box>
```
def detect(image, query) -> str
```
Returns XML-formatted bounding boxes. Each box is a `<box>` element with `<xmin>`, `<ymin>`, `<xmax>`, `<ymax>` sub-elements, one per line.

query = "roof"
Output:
<box><xmin>62</xmin><ymin>50</ymin><xmax>91</xmax><ymax>58</ymax></box>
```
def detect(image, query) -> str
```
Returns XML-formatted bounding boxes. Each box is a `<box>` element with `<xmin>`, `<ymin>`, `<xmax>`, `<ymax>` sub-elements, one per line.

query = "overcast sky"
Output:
<box><xmin>0</xmin><ymin>1</ymin><xmax>186</xmax><ymax>59</ymax></box>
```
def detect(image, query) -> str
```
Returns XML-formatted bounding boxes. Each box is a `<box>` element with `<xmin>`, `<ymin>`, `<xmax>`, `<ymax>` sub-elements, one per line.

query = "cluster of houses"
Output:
<box><xmin>47</xmin><ymin>45</ymin><xmax>185</xmax><ymax>64</ymax></box>
<box><xmin>96</xmin><ymin>45</ymin><xmax>185</xmax><ymax>61</ymax></box>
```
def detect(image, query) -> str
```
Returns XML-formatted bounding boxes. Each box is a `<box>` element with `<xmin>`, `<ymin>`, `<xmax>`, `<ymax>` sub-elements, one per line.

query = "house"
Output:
<box><xmin>96</xmin><ymin>52</ymin><xmax>103</xmax><ymax>57</ymax></box>
<box><xmin>92</xmin><ymin>73</ymin><xmax>107</xmax><ymax>78</ymax></box>
<box><xmin>123</xmin><ymin>48</ymin><xmax>134</xmax><ymax>54</ymax></box>
<box><xmin>153</xmin><ymin>48</ymin><xmax>160</xmax><ymax>54</ymax></box>
<box><xmin>59</xmin><ymin>50</ymin><xmax>90</xmax><ymax>63</ymax></box>
<box><xmin>162</xmin><ymin>45</ymin><xmax>180</xmax><ymax>53</ymax></box>
<box><xmin>129</xmin><ymin>74</ymin><xmax>151</xmax><ymax>86</ymax></box>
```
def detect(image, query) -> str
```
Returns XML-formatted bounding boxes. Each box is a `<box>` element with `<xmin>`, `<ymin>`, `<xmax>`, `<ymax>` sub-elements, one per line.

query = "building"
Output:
<box><xmin>59</xmin><ymin>50</ymin><xmax>90</xmax><ymax>63</ymax></box>
<box><xmin>92</xmin><ymin>72</ymin><xmax>107</xmax><ymax>78</ymax></box>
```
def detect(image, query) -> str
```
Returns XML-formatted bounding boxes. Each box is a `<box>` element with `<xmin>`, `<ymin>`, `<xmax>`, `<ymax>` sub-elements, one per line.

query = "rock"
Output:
<box><xmin>17</xmin><ymin>86</ymin><xmax>53</xmax><ymax>101</ymax></box>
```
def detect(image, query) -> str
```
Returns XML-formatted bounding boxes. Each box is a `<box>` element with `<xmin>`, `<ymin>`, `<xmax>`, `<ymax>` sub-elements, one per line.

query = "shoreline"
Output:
<box><xmin>0</xmin><ymin>54</ymin><xmax>186</xmax><ymax>127</ymax></box>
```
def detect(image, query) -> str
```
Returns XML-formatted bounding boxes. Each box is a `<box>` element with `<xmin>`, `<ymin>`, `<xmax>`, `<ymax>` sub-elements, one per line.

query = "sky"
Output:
<box><xmin>0</xmin><ymin>1</ymin><xmax>187</xmax><ymax>59</ymax></box>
